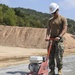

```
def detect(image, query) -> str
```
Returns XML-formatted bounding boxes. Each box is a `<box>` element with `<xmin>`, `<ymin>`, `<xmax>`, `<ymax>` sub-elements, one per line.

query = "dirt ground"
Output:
<box><xmin>0</xmin><ymin>46</ymin><xmax>46</xmax><ymax>68</ymax></box>
<box><xmin>0</xmin><ymin>46</ymin><xmax>75</xmax><ymax>68</ymax></box>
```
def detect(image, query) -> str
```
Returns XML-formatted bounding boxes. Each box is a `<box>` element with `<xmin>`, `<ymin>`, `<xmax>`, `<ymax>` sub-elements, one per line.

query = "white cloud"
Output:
<box><xmin>59</xmin><ymin>0</ymin><xmax>75</xmax><ymax>9</ymax></box>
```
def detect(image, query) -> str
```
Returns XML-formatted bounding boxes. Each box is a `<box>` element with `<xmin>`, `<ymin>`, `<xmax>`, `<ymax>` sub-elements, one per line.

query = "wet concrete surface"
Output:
<box><xmin>0</xmin><ymin>55</ymin><xmax>75</xmax><ymax>75</ymax></box>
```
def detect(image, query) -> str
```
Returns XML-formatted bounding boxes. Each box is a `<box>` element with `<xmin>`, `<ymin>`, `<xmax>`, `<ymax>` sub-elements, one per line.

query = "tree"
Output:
<box><xmin>0</xmin><ymin>6</ymin><xmax>3</xmax><ymax>24</ymax></box>
<box><xmin>3</xmin><ymin>8</ymin><xmax>16</xmax><ymax>26</ymax></box>
<box><xmin>16</xmin><ymin>17</ymin><xmax>25</xmax><ymax>26</ymax></box>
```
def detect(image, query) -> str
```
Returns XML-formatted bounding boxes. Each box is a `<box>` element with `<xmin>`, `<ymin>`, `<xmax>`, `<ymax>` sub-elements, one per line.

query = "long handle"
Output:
<box><xmin>47</xmin><ymin>41</ymin><xmax>53</xmax><ymax>58</ymax></box>
<box><xmin>47</xmin><ymin>38</ymin><xmax>54</xmax><ymax>58</ymax></box>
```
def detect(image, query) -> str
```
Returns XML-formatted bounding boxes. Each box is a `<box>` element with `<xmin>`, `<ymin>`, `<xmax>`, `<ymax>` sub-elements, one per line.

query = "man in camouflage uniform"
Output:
<box><xmin>45</xmin><ymin>3</ymin><xmax>68</xmax><ymax>75</ymax></box>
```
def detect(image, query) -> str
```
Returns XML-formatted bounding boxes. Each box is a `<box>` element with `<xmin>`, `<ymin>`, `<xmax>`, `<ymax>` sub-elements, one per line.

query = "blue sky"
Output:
<box><xmin>0</xmin><ymin>0</ymin><xmax>75</xmax><ymax>20</ymax></box>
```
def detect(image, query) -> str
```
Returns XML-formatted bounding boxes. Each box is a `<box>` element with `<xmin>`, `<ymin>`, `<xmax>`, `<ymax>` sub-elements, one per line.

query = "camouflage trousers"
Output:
<box><xmin>48</xmin><ymin>40</ymin><xmax>64</xmax><ymax>70</ymax></box>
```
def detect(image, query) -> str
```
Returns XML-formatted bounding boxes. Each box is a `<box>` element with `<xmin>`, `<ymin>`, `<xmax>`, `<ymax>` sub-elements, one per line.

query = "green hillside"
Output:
<box><xmin>0</xmin><ymin>4</ymin><xmax>75</xmax><ymax>34</ymax></box>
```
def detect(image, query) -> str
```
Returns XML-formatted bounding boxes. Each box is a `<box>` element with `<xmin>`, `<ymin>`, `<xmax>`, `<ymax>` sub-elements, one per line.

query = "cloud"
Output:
<box><xmin>59</xmin><ymin>0</ymin><xmax>75</xmax><ymax>9</ymax></box>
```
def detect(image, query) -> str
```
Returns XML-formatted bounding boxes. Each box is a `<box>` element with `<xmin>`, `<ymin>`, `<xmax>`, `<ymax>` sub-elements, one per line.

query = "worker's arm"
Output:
<box><xmin>59</xmin><ymin>18</ymin><xmax>68</xmax><ymax>37</ymax></box>
<box><xmin>59</xmin><ymin>25</ymin><xmax>67</xmax><ymax>37</ymax></box>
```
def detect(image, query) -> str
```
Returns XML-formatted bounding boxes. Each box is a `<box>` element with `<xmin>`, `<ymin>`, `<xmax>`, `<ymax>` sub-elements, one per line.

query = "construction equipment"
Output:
<box><xmin>27</xmin><ymin>38</ymin><xmax>54</xmax><ymax>75</ymax></box>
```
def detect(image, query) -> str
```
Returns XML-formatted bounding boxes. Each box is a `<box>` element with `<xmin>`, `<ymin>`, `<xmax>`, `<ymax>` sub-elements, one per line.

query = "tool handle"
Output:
<box><xmin>47</xmin><ymin>38</ymin><xmax>55</xmax><ymax>57</ymax></box>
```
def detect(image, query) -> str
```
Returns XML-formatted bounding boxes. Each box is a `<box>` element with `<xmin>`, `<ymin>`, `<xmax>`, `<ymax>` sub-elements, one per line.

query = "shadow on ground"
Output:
<box><xmin>7</xmin><ymin>71</ymin><xmax>58</xmax><ymax>75</ymax></box>
<box><xmin>7</xmin><ymin>71</ymin><xmax>28</xmax><ymax>75</ymax></box>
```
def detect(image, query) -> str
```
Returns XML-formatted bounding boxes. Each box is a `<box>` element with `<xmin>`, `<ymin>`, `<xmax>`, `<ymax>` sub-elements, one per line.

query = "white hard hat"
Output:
<box><xmin>49</xmin><ymin>3</ymin><xmax>59</xmax><ymax>14</ymax></box>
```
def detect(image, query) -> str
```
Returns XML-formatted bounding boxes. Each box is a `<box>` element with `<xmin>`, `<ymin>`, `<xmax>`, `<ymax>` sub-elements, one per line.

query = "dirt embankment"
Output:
<box><xmin>0</xmin><ymin>25</ymin><xmax>75</xmax><ymax>49</ymax></box>
<box><xmin>0</xmin><ymin>25</ymin><xmax>47</xmax><ymax>48</ymax></box>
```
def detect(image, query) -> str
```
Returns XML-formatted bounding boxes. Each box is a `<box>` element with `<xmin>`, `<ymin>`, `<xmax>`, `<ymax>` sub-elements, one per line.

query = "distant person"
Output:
<box><xmin>45</xmin><ymin>3</ymin><xmax>68</xmax><ymax>75</ymax></box>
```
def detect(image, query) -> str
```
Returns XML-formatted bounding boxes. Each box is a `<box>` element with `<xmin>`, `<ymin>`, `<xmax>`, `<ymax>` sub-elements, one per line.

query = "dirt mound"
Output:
<box><xmin>64</xmin><ymin>33</ymin><xmax>75</xmax><ymax>49</ymax></box>
<box><xmin>0</xmin><ymin>25</ymin><xmax>75</xmax><ymax>49</ymax></box>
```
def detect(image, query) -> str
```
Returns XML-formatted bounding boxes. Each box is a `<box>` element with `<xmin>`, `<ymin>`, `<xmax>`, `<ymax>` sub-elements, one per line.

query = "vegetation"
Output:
<box><xmin>0</xmin><ymin>4</ymin><xmax>75</xmax><ymax>34</ymax></box>
<box><xmin>67</xmin><ymin>19</ymin><xmax>75</xmax><ymax>34</ymax></box>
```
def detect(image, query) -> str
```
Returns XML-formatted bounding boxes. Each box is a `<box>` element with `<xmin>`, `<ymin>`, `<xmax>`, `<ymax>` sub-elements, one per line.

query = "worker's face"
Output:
<box><xmin>52</xmin><ymin>10</ymin><xmax>59</xmax><ymax>17</ymax></box>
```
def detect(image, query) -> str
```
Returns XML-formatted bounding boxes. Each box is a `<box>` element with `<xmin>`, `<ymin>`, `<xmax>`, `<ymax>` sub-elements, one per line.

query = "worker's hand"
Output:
<box><xmin>45</xmin><ymin>37</ymin><xmax>50</xmax><ymax>41</ymax></box>
<box><xmin>54</xmin><ymin>37</ymin><xmax>60</xmax><ymax>41</ymax></box>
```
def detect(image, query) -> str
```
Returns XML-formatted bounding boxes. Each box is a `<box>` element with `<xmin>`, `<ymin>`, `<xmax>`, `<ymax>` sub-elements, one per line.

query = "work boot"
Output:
<box><xmin>49</xmin><ymin>70</ymin><xmax>55</xmax><ymax>75</ymax></box>
<box><xmin>58</xmin><ymin>69</ymin><xmax>62</xmax><ymax>75</ymax></box>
